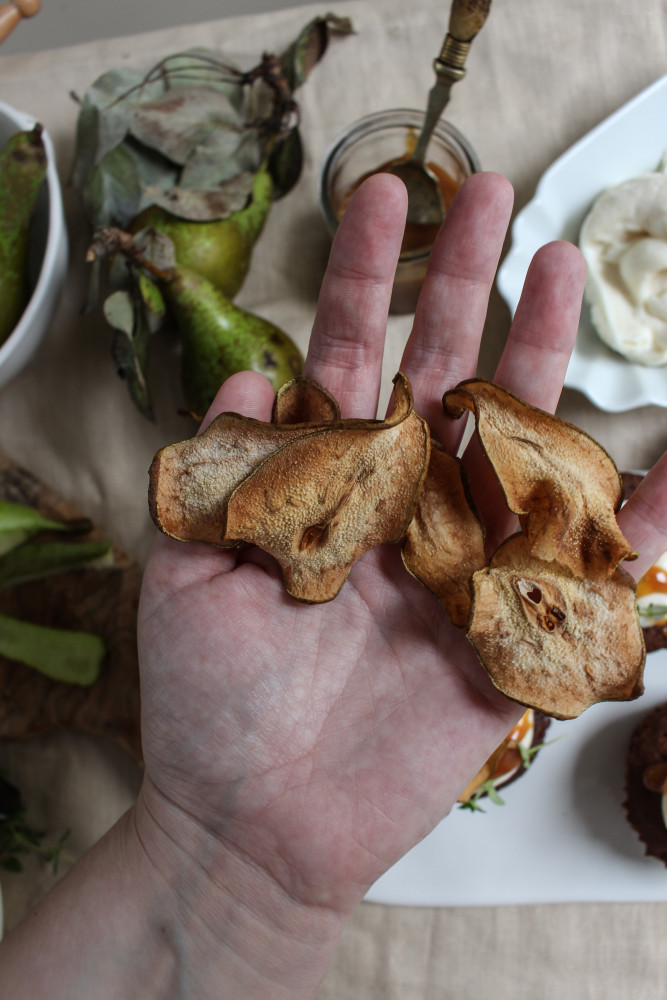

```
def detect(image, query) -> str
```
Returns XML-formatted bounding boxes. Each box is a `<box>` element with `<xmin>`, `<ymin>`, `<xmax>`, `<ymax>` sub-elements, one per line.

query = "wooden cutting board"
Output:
<box><xmin>0</xmin><ymin>451</ymin><xmax>142</xmax><ymax>763</ymax></box>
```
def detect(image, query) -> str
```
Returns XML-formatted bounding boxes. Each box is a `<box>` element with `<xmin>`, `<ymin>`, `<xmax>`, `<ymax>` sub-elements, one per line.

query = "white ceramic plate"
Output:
<box><xmin>365</xmin><ymin>652</ymin><xmax>667</xmax><ymax>907</ymax></box>
<box><xmin>497</xmin><ymin>74</ymin><xmax>667</xmax><ymax>413</ymax></box>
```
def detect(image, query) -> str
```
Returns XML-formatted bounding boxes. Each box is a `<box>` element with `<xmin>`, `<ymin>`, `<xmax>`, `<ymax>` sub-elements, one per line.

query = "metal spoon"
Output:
<box><xmin>389</xmin><ymin>0</ymin><xmax>492</xmax><ymax>227</ymax></box>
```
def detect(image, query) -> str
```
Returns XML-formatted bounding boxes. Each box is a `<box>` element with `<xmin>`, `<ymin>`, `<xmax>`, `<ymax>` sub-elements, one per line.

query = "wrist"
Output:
<box><xmin>131</xmin><ymin>777</ymin><xmax>349</xmax><ymax>999</ymax></box>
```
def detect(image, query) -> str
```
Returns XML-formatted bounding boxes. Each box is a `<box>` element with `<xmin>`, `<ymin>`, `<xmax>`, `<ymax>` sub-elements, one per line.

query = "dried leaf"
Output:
<box><xmin>179</xmin><ymin>128</ymin><xmax>262</xmax><ymax>191</ymax></box>
<box><xmin>128</xmin><ymin>86</ymin><xmax>243</xmax><ymax>165</ymax></box>
<box><xmin>267</xmin><ymin>127</ymin><xmax>303</xmax><ymax>201</ymax></box>
<box><xmin>104</xmin><ymin>287</ymin><xmax>154</xmax><ymax>420</ymax></box>
<box><xmin>279</xmin><ymin>14</ymin><xmax>356</xmax><ymax>91</ymax></box>
<box><xmin>142</xmin><ymin>172</ymin><xmax>255</xmax><ymax>221</ymax></box>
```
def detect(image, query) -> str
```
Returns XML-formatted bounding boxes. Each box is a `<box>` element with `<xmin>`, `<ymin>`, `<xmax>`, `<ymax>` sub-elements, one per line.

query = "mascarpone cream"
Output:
<box><xmin>580</xmin><ymin>157</ymin><xmax>667</xmax><ymax>365</ymax></box>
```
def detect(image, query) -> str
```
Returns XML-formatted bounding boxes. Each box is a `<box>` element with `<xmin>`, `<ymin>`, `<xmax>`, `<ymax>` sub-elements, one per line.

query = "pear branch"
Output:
<box><xmin>87</xmin><ymin>228</ymin><xmax>173</xmax><ymax>283</ymax></box>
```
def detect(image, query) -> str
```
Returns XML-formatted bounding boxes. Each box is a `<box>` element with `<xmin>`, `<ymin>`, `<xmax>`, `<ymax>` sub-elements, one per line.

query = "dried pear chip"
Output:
<box><xmin>402</xmin><ymin>441</ymin><xmax>486</xmax><ymax>627</ymax></box>
<box><xmin>148</xmin><ymin>414</ymin><xmax>319</xmax><ymax>544</ymax></box>
<box><xmin>272</xmin><ymin>376</ymin><xmax>341</xmax><ymax>425</ymax></box>
<box><xmin>443</xmin><ymin>379</ymin><xmax>635</xmax><ymax>579</ymax></box>
<box><xmin>222</xmin><ymin>374</ymin><xmax>429</xmax><ymax>602</ymax></box>
<box><xmin>467</xmin><ymin>534</ymin><xmax>645</xmax><ymax>719</ymax></box>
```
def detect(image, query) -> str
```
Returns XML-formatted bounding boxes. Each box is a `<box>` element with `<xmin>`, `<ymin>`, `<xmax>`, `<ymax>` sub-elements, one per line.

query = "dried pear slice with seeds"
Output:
<box><xmin>443</xmin><ymin>378</ymin><xmax>635</xmax><ymax>579</ymax></box>
<box><xmin>222</xmin><ymin>373</ymin><xmax>429</xmax><ymax>603</ymax></box>
<box><xmin>467</xmin><ymin>534</ymin><xmax>645</xmax><ymax>719</ymax></box>
<box><xmin>402</xmin><ymin>441</ymin><xmax>486</xmax><ymax>627</ymax></box>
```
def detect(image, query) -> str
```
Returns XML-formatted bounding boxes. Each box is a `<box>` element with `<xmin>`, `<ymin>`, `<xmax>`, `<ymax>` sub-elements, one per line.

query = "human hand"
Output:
<box><xmin>134</xmin><ymin>171</ymin><xmax>667</xmax><ymax>992</ymax></box>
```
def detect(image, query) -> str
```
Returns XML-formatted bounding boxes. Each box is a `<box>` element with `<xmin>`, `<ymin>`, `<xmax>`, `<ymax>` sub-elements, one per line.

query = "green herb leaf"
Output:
<box><xmin>0</xmin><ymin>613</ymin><xmax>106</xmax><ymax>686</ymax></box>
<box><xmin>0</xmin><ymin>500</ymin><xmax>92</xmax><ymax>557</ymax></box>
<box><xmin>0</xmin><ymin>538</ymin><xmax>113</xmax><ymax>589</ymax></box>
<box><xmin>0</xmin><ymin>779</ymin><xmax>71</xmax><ymax>875</ymax></box>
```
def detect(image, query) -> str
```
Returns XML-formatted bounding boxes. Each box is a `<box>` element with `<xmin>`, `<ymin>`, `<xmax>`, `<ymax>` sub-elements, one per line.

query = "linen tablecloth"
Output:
<box><xmin>1</xmin><ymin>0</ymin><xmax>667</xmax><ymax>995</ymax></box>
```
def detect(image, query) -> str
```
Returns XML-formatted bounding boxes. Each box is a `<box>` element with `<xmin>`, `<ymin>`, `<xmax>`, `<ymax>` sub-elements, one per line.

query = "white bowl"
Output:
<box><xmin>497</xmin><ymin>74</ymin><xmax>667</xmax><ymax>412</ymax></box>
<box><xmin>0</xmin><ymin>101</ymin><xmax>68</xmax><ymax>388</ymax></box>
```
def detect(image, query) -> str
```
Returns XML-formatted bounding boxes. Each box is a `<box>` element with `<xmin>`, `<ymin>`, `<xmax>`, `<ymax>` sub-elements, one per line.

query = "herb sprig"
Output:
<box><xmin>0</xmin><ymin>776</ymin><xmax>70</xmax><ymax>874</ymax></box>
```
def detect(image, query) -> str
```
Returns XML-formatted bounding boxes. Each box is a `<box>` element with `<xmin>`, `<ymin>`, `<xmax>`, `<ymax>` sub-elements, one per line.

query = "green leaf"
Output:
<box><xmin>0</xmin><ymin>538</ymin><xmax>113</xmax><ymax>589</ymax></box>
<box><xmin>136</xmin><ymin>270</ymin><xmax>167</xmax><ymax>333</ymax></box>
<box><xmin>0</xmin><ymin>501</ymin><xmax>92</xmax><ymax>557</ymax></box>
<box><xmin>0</xmin><ymin>613</ymin><xmax>105</xmax><ymax>686</ymax></box>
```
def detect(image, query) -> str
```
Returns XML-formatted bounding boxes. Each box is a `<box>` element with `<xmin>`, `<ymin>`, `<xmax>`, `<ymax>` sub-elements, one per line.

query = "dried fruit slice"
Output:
<box><xmin>222</xmin><ymin>374</ymin><xmax>429</xmax><ymax>602</ymax></box>
<box><xmin>401</xmin><ymin>441</ymin><xmax>486</xmax><ymax>627</ymax></box>
<box><xmin>149</xmin><ymin>372</ymin><xmax>429</xmax><ymax>602</ymax></box>
<box><xmin>443</xmin><ymin>379</ymin><xmax>635</xmax><ymax>579</ymax></box>
<box><xmin>467</xmin><ymin>534</ymin><xmax>645</xmax><ymax>719</ymax></box>
<box><xmin>149</xmin><ymin>414</ymin><xmax>317</xmax><ymax>544</ymax></box>
<box><xmin>272</xmin><ymin>376</ymin><xmax>341</xmax><ymax>425</ymax></box>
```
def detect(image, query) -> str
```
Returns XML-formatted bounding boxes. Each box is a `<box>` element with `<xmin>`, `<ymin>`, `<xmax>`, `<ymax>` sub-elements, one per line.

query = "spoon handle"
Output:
<box><xmin>413</xmin><ymin>0</ymin><xmax>492</xmax><ymax>163</ymax></box>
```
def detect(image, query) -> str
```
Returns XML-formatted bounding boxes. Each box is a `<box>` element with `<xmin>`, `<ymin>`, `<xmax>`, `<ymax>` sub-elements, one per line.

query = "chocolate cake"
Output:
<box><xmin>623</xmin><ymin>702</ymin><xmax>667</xmax><ymax>865</ymax></box>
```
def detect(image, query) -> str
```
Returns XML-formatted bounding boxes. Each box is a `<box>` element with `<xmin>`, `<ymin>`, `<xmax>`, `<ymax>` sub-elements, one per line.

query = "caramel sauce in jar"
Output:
<box><xmin>336</xmin><ymin>157</ymin><xmax>460</xmax><ymax>253</ymax></box>
<box><xmin>319</xmin><ymin>111</ymin><xmax>480</xmax><ymax>314</ymax></box>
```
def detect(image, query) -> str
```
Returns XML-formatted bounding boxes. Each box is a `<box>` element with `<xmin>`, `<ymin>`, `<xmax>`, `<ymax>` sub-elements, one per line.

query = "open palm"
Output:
<box><xmin>136</xmin><ymin>172</ymin><xmax>666</xmax><ymax>920</ymax></box>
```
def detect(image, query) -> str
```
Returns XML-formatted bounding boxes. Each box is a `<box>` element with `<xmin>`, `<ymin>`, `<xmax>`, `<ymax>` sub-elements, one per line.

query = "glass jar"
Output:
<box><xmin>318</xmin><ymin>108</ymin><xmax>480</xmax><ymax>314</ymax></box>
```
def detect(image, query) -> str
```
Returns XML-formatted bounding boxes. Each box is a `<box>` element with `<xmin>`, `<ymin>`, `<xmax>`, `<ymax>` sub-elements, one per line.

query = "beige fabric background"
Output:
<box><xmin>1</xmin><ymin>0</ymin><xmax>667</xmax><ymax>995</ymax></box>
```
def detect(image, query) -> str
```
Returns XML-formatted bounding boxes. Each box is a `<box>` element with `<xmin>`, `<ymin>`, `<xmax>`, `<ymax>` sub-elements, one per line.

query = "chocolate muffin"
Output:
<box><xmin>623</xmin><ymin>702</ymin><xmax>667</xmax><ymax>865</ymax></box>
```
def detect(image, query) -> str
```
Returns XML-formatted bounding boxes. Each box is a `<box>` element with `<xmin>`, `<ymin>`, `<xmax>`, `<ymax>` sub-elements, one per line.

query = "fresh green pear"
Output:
<box><xmin>160</xmin><ymin>265</ymin><xmax>304</xmax><ymax>416</ymax></box>
<box><xmin>0</xmin><ymin>125</ymin><xmax>47</xmax><ymax>345</ymax></box>
<box><xmin>130</xmin><ymin>168</ymin><xmax>273</xmax><ymax>299</ymax></box>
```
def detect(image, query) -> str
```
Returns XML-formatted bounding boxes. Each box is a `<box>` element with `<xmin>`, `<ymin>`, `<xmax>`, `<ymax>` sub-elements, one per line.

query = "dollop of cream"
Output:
<box><xmin>580</xmin><ymin>158</ymin><xmax>667</xmax><ymax>365</ymax></box>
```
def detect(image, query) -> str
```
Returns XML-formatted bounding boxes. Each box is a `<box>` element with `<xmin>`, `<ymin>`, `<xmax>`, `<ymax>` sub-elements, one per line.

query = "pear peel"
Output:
<box><xmin>149</xmin><ymin>372</ymin><xmax>430</xmax><ymax>602</ymax></box>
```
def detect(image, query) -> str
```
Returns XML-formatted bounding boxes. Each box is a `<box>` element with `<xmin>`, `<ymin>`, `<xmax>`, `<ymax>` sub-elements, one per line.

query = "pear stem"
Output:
<box><xmin>86</xmin><ymin>227</ymin><xmax>173</xmax><ymax>284</ymax></box>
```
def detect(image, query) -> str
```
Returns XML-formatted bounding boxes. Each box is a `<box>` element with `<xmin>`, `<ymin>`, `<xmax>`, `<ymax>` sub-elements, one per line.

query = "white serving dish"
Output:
<box><xmin>366</xmin><ymin>652</ymin><xmax>667</xmax><ymax>907</ymax></box>
<box><xmin>497</xmin><ymin>74</ymin><xmax>667</xmax><ymax>413</ymax></box>
<box><xmin>0</xmin><ymin>100</ymin><xmax>68</xmax><ymax>388</ymax></box>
